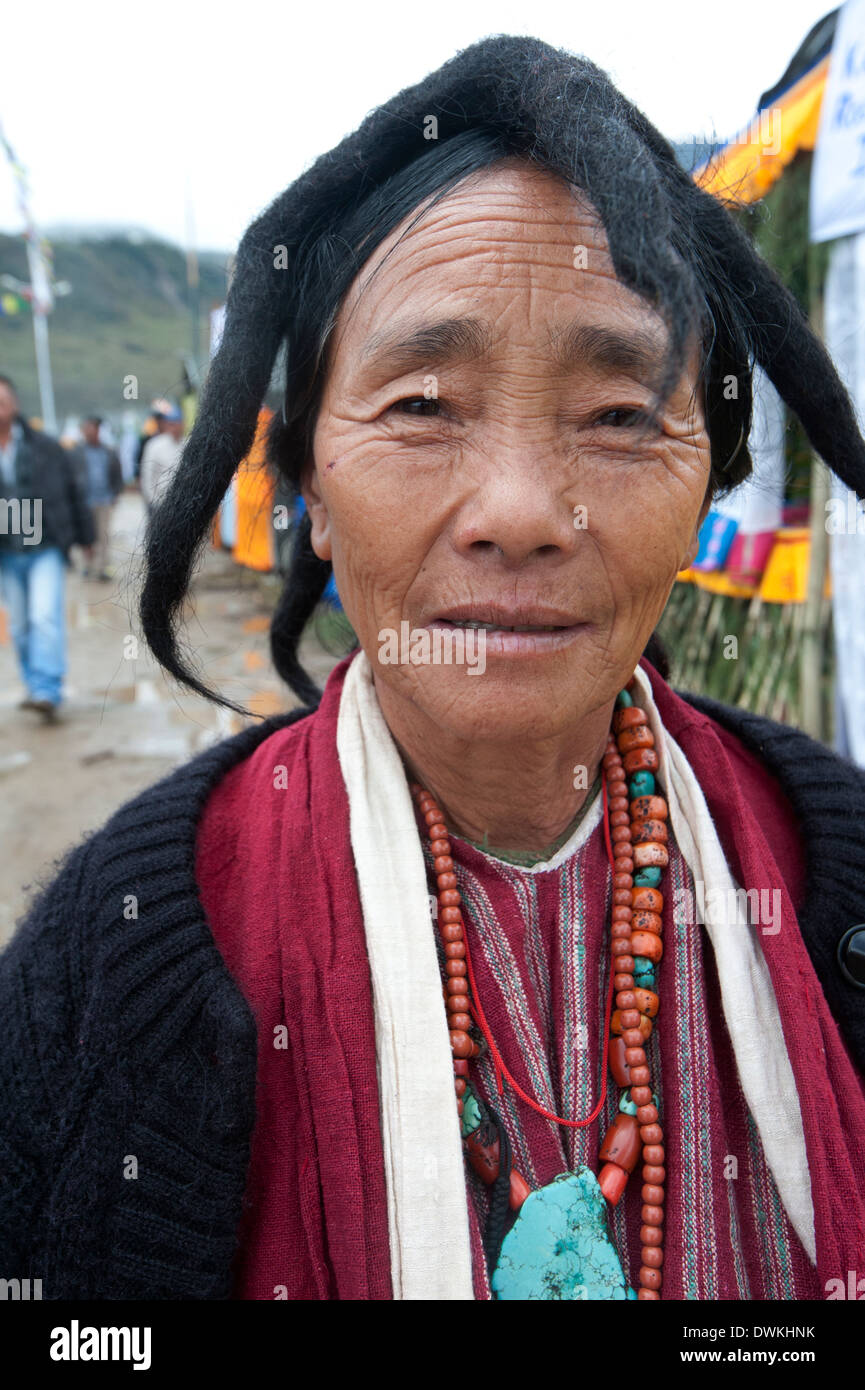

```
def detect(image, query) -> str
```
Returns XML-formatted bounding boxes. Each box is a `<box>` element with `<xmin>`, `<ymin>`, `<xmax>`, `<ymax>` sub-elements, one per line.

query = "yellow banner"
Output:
<box><xmin>696</xmin><ymin>55</ymin><xmax>830</xmax><ymax>206</ymax></box>
<box><xmin>678</xmin><ymin>528</ymin><xmax>832</xmax><ymax>602</ymax></box>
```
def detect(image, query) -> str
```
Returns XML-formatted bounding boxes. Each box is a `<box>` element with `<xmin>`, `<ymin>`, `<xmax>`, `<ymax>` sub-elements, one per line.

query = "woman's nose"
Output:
<box><xmin>451</xmin><ymin>454</ymin><xmax>581</xmax><ymax>567</ymax></box>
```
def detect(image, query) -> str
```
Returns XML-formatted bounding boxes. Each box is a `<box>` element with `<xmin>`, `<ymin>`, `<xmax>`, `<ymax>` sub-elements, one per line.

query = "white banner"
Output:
<box><xmin>823</xmin><ymin>233</ymin><xmax>865</xmax><ymax>765</ymax></box>
<box><xmin>209</xmin><ymin>304</ymin><xmax>226</xmax><ymax>359</ymax></box>
<box><xmin>714</xmin><ymin>364</ymin><xmax>786</xmax><ymax>534</ymax></box>
<box><xmin>811</xmin><ymin>0</ymin><xmax>865</xmax><ymax>243</ymax></box>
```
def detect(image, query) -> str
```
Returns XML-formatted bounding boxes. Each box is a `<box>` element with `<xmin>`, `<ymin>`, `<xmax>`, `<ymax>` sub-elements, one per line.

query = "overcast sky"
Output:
<box><xmin>0</xmin><ymin>0</ymin><xmax>837</xmax><ymax>251</ymax></box>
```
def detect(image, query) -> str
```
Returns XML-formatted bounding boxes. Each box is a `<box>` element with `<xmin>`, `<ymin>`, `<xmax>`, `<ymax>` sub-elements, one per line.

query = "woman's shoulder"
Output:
<box><xmin>669</xmin><ymin>690</ymin><xmax>811</xmax><ymax>909</ymax></box>
<box><xmin>647</xmin><ymin>663</ymin><xmax>865</xmax><ymax>914</ymax></box>
<box><xmin>192</xmin><ymin>705</ymin><xmax>319</xmax><ymax>919</ymax></box>
<box><xmin>676</xmin><ymin>688</ymin><xmax>865</xmax><ymax>804</ymax></box>
<box><xmin>676</xmin><ymin>688</ymin><xmax>865</xmax><ymax>876</ymax></box>
<box><xmin>644</xmin><ymin>657</ymin><xmax>865</xmax><ymax>812</ymax></box>
<box><xmin>667</xmin><ymin>686</ymin><xmax>865</xmax><ymax>1068</ymax></box>
<box><xmin>0</xmin><ymin>702</ymin><xmax>319</xmax><ymax>1127</ymax></box>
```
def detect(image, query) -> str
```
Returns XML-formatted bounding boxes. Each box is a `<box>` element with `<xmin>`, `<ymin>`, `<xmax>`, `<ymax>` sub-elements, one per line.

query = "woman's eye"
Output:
<box><xmin>593</xmin><ymin>407</ymin><xmax>650</xmax><ymax>429</ymax></box>
<box><xmin>391</xmin><ymin>396</ymin><xmax>441</xmax><ymax>416</ymax></box>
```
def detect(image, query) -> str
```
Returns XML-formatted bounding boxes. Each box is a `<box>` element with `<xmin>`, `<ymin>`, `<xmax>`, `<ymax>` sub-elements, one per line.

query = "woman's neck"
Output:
<box><xmin>458</xmin><ymin>775</ymin><xmax>603</xmax><ymax>866</ymax></box>
<box><xmin>374</xmin><ymin>677</ymin><xmax>615</xmax><ymax>855</ymax></box>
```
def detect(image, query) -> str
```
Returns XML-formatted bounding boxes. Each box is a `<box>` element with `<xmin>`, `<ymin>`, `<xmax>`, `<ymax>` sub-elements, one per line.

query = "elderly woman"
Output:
<box><xmin>2</xmin><ymin>36</ymin><xmax>865</xmax><ymax>1303</ymax></box>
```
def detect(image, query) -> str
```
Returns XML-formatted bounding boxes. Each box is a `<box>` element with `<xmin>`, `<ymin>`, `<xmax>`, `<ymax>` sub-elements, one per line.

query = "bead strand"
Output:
<box><xmin>411</xmin><ymin>783</ymin><xmax>531</xmax><ymax>1212</ymax></box>
<box><xmin>412</xmin><ymin>789</ymin><xmax>481</xmax><ymax>1084</ymax></box>
<box><xmin>601</xmin><ymin>687</ymin><xmax>668</xmax><ymax>1299</ymax></box>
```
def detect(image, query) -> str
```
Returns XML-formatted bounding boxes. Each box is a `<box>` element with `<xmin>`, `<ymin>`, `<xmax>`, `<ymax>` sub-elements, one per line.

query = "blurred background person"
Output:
<box><xmin>77</xmin><ymin>415</ymin><xmax>123</xmax><ymax>581</ymax></box>
<box><xmin>139</xmin><ymin>403</ymin><xmax>185</xmax><ymax>517</ymax></box>
<box><xmin>134</xmin><ymin>398</ymin><xmax>172</xmax><ymax>483</ymax></box>
<box><xmin>0</xmin><ymin>374</ymin><xmax>94</xmax><ymax>722</ymax></box>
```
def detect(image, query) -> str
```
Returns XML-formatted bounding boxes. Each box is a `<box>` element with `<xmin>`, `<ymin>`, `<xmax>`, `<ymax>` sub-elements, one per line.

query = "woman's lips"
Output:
<box><xmin>426</xmin><ymin>617</ymin><xmax>587</xmax><ymax>657</ymax></box>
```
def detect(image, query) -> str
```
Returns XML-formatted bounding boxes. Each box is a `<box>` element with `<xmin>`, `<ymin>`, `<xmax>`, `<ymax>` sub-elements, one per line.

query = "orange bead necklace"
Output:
<box><xmin>409</xmin><ymin>680</ymin><xmax>669</xmax><ymax>1298</ymax></box>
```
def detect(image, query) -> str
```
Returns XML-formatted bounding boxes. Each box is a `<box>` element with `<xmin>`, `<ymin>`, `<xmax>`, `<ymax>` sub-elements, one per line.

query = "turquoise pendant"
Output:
<box><xmin>633</xmin><ymin>955</ymin><xmax>656</xmax><ymax>989</ymax></box>
<box><xmin>628</xmin><ymin>771</ymin><xmax>655</xmax><ymax>798</ymax></box>
<box><xmin>491</xmin><ymin>1168</ymin><xmax>638</xmax><ymax>1300</ymax></box>
<box><xmin>633</xmin><ymin>866</ymin><xmax>662</xmax><ymax>887</ymax></box>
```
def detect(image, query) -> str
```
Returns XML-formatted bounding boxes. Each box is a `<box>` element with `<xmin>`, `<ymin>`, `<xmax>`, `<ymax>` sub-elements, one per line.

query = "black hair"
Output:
<box><xmin>0</xmin><ymin>374</ymin><xmax>18</xmax><ymax>397</ymax></box>
<box><xmin>138</xmin><ymin>34</ymin><xmax>865</xmax><ymax>715</ymax></box>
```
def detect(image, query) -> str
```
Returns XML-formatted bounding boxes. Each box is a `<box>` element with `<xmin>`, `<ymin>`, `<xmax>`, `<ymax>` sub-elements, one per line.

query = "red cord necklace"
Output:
<box><xmin>457</xmin><ymin>768</ymin><xmax>616</xmax><ymax>1129</ymax></box>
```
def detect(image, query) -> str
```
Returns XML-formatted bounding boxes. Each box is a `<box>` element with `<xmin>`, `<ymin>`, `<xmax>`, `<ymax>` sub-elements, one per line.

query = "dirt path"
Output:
<box><xmin>0</xmin><ymin>491</ymin><xmax>342</xmax><ymax>947</ymax></box>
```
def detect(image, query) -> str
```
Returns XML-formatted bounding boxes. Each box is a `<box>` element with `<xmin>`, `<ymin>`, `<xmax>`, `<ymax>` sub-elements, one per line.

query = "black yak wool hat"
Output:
<box><xmin>139</xmin><ymin>34</ymin><xmax>865</xmax><ymax>710</ymax></box>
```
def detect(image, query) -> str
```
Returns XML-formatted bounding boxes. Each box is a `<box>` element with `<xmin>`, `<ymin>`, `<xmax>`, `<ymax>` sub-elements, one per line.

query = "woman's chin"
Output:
<box><xmin>377</xmin><ymin>658</ymin><xmax>614</xmax><ymax>743</ymax></box>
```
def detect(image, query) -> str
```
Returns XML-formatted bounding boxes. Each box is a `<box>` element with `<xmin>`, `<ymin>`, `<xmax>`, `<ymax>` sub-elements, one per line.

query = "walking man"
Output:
<box><xmin>0</xmin><ymin>375</ymin><xmax>95</xmax><ymax>722</ymax></box>
<box><xmin>78</xmin><ymin>416</ymin><xmax>123</xmax><ymax>580</ymax></box>
<box><xmin>139</xmin><ymin>404</ymin><xmax>185</xmax><ymax>517</ymax></box>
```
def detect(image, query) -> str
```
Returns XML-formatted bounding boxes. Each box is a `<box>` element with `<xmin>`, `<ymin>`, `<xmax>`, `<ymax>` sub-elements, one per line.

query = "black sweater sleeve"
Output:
<box><xmin>0</xmin><ymin>836</ymin><xmax>94</xmax><ymax>1278</ymax></box>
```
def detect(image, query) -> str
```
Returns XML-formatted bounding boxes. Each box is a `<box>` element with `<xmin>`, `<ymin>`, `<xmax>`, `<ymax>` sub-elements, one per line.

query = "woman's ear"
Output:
<box><xmin>300</xmin><ymin>460</ymin><xmax>332</xmax><ymax>562</ymax></box>
<box><xmin>681</xmin><ymin>483</ymin><xmax>713</xmax><ymax>572</ymax></box>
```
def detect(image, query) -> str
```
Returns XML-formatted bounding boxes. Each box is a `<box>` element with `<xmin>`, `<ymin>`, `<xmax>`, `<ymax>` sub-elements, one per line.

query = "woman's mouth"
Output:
<box><xmin>426</xmin><ymin>613</ymin><xmax>587</xmax><ymax>657</ymax></box>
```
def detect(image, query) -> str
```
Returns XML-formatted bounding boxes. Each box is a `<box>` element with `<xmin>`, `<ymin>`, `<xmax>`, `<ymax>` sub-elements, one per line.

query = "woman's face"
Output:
<box><xmin>305</xmin><ymin>161</ymin><xmax>712</xmax><ymax>741</ymax></box>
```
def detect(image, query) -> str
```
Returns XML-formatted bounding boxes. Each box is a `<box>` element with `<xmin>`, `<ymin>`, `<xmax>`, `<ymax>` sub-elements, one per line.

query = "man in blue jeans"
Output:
<box><xmin>0</xmin><ymin>374</ymin><xmax>94</xmax><ymax>723</ymax></box>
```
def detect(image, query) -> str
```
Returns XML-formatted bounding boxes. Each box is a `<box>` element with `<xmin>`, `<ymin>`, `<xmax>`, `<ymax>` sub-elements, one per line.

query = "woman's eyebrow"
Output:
<box><xmin>360</xmin><ymin>315</ymin><xmax>493</xmax><ymax>371</ymax></box>
<box><xmin>548</xmin><ymin>322</ymin><xmax>669</xmax><ymax>382</ymax></box>
<box><xmin>358</xmin><ymin>314</ymin><xmax>669</xmax><ymax>384</ymax></box>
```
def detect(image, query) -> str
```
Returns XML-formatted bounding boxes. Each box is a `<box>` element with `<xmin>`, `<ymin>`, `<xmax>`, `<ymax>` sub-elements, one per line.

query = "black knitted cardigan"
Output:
<box><xmin>1</xmin><ymin>694</ymin><xmax>863</xmax><ymax>1300</ymax></box>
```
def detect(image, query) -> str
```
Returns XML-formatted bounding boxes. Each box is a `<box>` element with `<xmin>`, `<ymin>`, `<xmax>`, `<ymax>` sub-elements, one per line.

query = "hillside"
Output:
<box><xmin>0</xmin><ymin>151</ymin><xmax>716</xmax><ymax>423</ymax></box>
<box><xmin>0</xmin><ymin>230</ymin><xmax>229</xmax><ymax>420</ymax></box>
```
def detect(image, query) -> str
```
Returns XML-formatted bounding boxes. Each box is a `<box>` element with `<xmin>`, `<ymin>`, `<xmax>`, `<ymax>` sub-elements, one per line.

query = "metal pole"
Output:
<box><xmin>30</xmin><ymin>306</ymin><xmax>57</xmax><ymax>435</ymax></box>
<box><xmin>1</xmin><ymin>122</ymin><xmax>58</xmax><ymax>434</ymax></box>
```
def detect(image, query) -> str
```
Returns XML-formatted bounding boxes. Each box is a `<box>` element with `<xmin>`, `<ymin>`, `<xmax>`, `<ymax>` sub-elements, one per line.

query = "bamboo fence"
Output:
<box><xmin>657</xmin><ymin>579</ymin><xmax>834</xmax><ymax>733</ymax></box>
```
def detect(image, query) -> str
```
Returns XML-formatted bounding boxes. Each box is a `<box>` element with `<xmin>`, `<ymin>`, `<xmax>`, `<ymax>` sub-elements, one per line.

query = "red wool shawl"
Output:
<box><xmin>195</xmin><ymin>651</ymin><xmax>865</xmax><ymax>1299</ymax></box>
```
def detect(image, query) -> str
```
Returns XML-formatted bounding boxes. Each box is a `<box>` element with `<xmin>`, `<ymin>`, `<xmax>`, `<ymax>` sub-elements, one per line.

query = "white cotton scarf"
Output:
<box><xmin>335</xmin><ymin>652</ymin><xmax>816</xmax><ymax>1300</ymax></box>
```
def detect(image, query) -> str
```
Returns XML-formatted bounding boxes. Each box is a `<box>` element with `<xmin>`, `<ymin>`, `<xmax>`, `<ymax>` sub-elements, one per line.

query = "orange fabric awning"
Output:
<box><xmin>695</xmin><ymin>54</ymin><xmax>830</xmax><ymax>205</ymax></box>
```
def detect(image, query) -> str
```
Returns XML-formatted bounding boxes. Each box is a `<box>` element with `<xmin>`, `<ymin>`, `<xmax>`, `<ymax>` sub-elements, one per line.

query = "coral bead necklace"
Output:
<box><xmin>409</xmin><ymin>681</ymin><xmax>669</xmax><ymax>1299</ymax></box>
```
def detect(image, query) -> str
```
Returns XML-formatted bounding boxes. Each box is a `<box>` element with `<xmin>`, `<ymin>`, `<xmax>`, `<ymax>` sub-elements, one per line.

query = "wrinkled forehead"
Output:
<box><xmin>344</xmin><ymin>164</ymin><xmax>612</xmax><ymax>304</ymax></box>
<box><xmin>329</xmin><ymin>161</ymin><xmax>678</xmax><ymax>371</ymax></box>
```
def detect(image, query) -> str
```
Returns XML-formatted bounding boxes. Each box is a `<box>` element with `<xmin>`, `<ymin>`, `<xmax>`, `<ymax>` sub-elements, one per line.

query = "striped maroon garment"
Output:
<box><xmin>422</xmin><ymin>812</ymin><xmax>823</xmax><ymax>1300</ymax></box>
